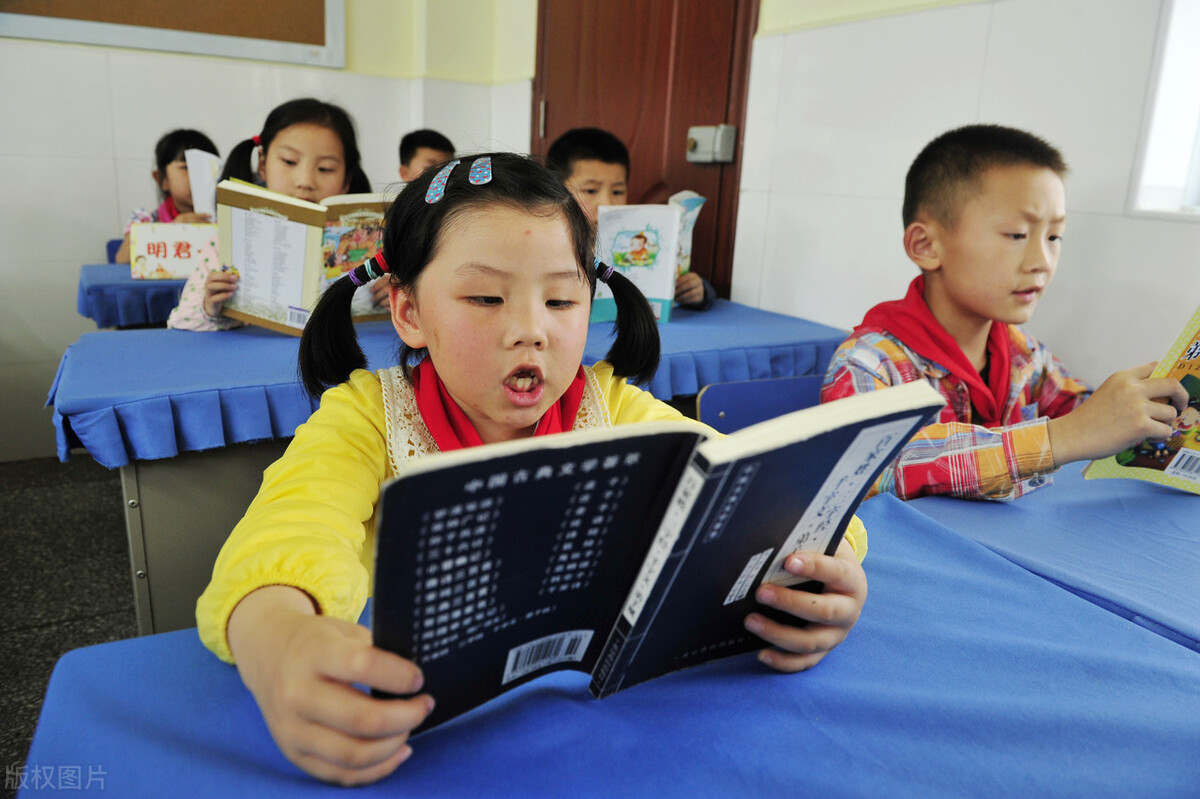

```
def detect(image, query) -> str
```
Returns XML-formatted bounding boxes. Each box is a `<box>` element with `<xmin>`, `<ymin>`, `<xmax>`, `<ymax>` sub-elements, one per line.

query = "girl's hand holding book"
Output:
<box><xmin>203</xmin><ymin>268</ymin><xmax>239</xmax><ymax>318</ymax></box>
<box><xmin>744</xmin><ymin>539</ymin><xmax>867</xmax><ymax>673</ymax></box>
<box><xmin>227</xmin><ymin>586</ymin><xmax>434</xmax><ymax>786</ymax></box>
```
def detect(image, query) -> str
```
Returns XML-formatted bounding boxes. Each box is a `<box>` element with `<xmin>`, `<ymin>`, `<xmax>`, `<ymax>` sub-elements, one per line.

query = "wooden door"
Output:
<box><xmin>532</xmin><ymin>0</ymin><xmax>758</xmax><ymax>297</ymax></box>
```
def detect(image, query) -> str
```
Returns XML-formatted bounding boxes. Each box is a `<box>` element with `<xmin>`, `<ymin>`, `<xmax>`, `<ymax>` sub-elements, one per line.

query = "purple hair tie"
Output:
<box><xmin>596</xmin><ymin>258</ymin><xmax>615</xmax><ymax>284</ymax></box>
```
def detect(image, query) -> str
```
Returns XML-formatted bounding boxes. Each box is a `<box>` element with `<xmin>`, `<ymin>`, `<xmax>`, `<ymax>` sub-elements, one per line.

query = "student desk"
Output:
<box><xmin>20</xmin><ymin>496</ymin><xmax>1200</xmax><ymax>797</ymax></box>
<box><xmin>47</xmin><ymin>302</ymin><xmax>846</xmax><ymax>635</ymax></box>
<box><xmin>910</xmin><ymin>462</ymin><xmax>1200</xmax><ymax>652</ymax></box>
<box><xmin>76</xmin><ymin>264</ymin><xmax>187</xmax><ymax>328</ymax></box>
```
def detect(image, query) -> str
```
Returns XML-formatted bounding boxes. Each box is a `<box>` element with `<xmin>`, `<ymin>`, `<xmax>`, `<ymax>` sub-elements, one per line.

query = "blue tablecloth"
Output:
<box><xmin>21</xmin><ymin>496</ymin><xmax>1200</xmax><ymax>797</ymax></box>
<box><xmin>48</xmin><ymin>301</ymin><xmax>846</xmax><ymax>468</ymax></box>
<box><xmin>910</xmin><ymin>461</ymin><xmax>1200</xmax><ymax>652</ymax></box>
<box><xmin>76</xmin><ymin>264</ymin><xmax>187</xmax><ymax>328</ymax></box>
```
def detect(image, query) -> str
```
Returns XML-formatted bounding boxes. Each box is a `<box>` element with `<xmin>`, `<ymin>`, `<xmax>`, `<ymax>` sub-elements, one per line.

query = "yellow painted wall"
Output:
<box><xmin>422</xmin><ymin>0</ymin><xmax>537</xmax><ymax>84</ymax></box>
<box><xmin>345</xmin><ymin>0</ymin><xmax>422</xmax><ymax>77</ymax></box>
<box><xmin>757</xmin><ymin>0</ymin><xmax>984</xmax><ymax>36</ymax></box>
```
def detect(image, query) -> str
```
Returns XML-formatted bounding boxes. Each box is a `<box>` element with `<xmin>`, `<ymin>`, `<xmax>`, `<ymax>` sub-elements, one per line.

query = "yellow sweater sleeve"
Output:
<box><xmin>196</xmin><ymin>369</ymin><xmax>389</xmax><ymax>663</ymax></box>
<box><xmin>589</xmin><ymin>362</ymin><xmax>867</xmax><ymax>561</ymax></box>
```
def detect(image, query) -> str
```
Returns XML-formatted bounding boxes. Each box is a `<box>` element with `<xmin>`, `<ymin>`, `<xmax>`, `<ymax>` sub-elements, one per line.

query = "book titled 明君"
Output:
<box><xmin>216</xmin><ymin>181</ymin><xmax>390</xmax><ymax>335</ymax></box>
<box><xmin>1084</xmin><ymin>303</ymin><xmax>1200</xmax><ymax>493</ymax></box>
<box><xmin>371</xmin><ymin>380</ymin><xmax>944</xmax><ymax>733</ymax></box>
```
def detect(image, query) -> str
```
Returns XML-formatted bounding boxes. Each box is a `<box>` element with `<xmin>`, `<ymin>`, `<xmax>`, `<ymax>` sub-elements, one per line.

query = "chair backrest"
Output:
<box><xmin>105</xmin><ymin>239</ymin><xmax>122</xmax><ymax>263</ymax></box>
<box><xmin>697</xmin><ymin>375</ymin><xmax>824</xmax><ymax>434</ymax></box>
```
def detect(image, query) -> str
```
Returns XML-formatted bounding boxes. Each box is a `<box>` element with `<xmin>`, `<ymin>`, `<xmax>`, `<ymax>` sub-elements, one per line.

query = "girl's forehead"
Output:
<box><xmin>273</xmin><ymin>123</ymin><xmax>345</xmax><ymax>157</ymax></box>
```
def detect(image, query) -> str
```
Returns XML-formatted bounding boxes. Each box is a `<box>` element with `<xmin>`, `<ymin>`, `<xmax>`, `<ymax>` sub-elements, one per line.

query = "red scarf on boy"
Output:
<box><xmin>411</xmin><ymin>358</ymin><xmax>587</xmax><ymax>451</ymax></box>
<box><xmin>855</xmin><ymin>275</ymin><xmax>1013</xmax><ymax>427</ymax></box>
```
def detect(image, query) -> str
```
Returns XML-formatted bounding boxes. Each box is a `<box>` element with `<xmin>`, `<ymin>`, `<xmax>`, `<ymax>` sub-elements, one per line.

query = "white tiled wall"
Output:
<box><xmin>736</xmin><ymin>0</ymin><xmax>1200</xmax><ymax>385</ymax></box>
<box><xmin>0</xmin><ymin>37</ymin><xmax>532</xmax><ymax>462</ymax></box>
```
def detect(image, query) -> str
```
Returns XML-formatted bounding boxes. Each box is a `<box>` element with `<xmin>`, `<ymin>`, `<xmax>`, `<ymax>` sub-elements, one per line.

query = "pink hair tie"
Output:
<box><xmin>251</xmin><ymin>135</ymin><xmax>262</xmax><ymax>146</ymax></box>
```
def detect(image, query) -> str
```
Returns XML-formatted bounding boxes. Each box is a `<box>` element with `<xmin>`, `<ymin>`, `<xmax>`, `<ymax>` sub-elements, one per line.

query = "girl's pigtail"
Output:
<box><xmin>219</xmin><ymin>138</ymin><xmax>259</xmax><ymax>184</ymax></box>
<box><xmin>598</xmin><ymin>262</ymin><xmax>660</xmax><ymax>386</ymax></box>
<box><xmin>298</xmin><ymin>254</ymin><xmax>389</xmax><ymax>397</ymax></box>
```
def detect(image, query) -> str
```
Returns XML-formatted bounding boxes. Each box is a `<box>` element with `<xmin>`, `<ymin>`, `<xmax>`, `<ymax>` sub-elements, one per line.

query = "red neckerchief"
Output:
<box><xmin>157</xmin><ymin>196</ymin><xmax>179</xmax><ymax>223</ymax></box>
<box><xmin>856</xmin><ymin>275</ymin><xmax>1013</xmax><ymax>426</ymax></box>
<box><xmin>410</xmin><ymin>358</ymin><xmax>587</xmax><ymax>451</ymax></box>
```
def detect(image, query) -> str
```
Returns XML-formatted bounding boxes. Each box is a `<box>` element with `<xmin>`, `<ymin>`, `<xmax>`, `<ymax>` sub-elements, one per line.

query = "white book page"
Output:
<box><xmin>229</xmin><ymin>208</ymin><xmax>308</xmax><ymax>318</ymax></box>
<box><xmin>762</xmin><ymin>415</ymin><xmax>921</xmax><ymax>586</ymax></box>
<box><xmin>185</xmin><ymin>149</ymin><xmax>222</xmax><ymax>219</ymax></box>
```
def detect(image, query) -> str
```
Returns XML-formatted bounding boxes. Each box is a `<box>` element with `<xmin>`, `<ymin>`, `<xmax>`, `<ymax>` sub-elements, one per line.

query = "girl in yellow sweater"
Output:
<box><xmin>196</xmin><ymin>153</ymin><xmax>868</xmax><ymax>786</ymax></box>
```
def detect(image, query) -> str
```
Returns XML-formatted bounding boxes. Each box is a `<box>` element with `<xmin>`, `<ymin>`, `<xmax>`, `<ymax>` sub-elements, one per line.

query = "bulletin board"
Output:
<box><xmin>0</xmin><ymin>0</ymin><xmax>345</xmax><ymax>68</ymax></box>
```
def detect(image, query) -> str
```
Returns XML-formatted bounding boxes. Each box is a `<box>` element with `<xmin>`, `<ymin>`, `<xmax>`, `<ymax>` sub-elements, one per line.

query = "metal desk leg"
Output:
<box><xmin>118</xmin><ymin>439</ymin><xmax>291</xmax><ymax>635</ymax></box>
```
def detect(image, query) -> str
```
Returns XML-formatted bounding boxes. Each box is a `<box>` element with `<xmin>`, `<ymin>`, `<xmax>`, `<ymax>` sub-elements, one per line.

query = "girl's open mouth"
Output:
<box><xmin>503</xmin><ymin>368</ymin><xmax>544</xmax><ymax>407</ymax></box>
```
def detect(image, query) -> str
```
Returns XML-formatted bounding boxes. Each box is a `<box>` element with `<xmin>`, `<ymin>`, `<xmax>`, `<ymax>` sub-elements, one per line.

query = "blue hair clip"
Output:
<box><xmin>468</xmin><ymin>156</ymin><xmax>493</xmax><ymax>185</ymax></box>
<box><xmin>425</xmin><ymin>159</ymin><xmax>461</xmax><ymax>203</ymax></box>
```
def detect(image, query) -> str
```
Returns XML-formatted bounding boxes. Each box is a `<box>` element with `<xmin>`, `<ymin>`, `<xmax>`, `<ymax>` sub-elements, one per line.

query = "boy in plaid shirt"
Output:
<box><xmin>823</xmin><ymin>125</ymin><xmax>1187</xmax><ymax>500</ymax></box>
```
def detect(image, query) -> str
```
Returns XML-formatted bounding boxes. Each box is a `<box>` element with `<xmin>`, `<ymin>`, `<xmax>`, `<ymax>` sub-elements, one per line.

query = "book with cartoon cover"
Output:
<box><xmin>217</xmin><ymin>181</ymin><xmax>390</xmax><ymax>335</ymax></box>
<box><xmin>1084</xmin><ymin>303</ymin><xmax>1200</xmax><ymax>493</ymax></box>
<box><xmin>371</xmin><ymin>380</ymin><xmax>945</xmax><ymax>733</ymax></box>
<box><xmin>590</xmin><ymin>204</ymin><xmax>681</xmax><ymax>324</ymax></box>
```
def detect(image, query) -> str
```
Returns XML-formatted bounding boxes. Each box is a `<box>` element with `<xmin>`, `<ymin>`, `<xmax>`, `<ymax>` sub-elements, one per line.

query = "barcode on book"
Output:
<box><xmin>1165</xmin><ymin>448</ymin><xmax>1200</xmax><ymax>481</ymax></box>
<box><xmin>502</xmin><ymin>630</ymin><xmax>594</xmax><ymax>684</ymax></box>
<box><xmin>286</xmin><ymin>306</ymin><xmax>310</xmax><ymax>328</ymax></box>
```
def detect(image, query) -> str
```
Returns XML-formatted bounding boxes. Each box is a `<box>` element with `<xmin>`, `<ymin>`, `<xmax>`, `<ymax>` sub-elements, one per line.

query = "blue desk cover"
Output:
<box><xmin>21</xmin><ymin>496</ymin><xmax>1200</xmax><ymax>797</ymax></box>
<box><xmin>76</xmin><ymin>264</ymin><xmax>186</xmax><ymax>328</ymax></box>
<box><xmin>910</xmin><ymin>462</ymin><xmax>1200</xmax><ymax>652</ymax></box>
<box><xmin>49</xmin><ymin>301</ymin><xmax>846</xmax><ymax>468</ymax></box>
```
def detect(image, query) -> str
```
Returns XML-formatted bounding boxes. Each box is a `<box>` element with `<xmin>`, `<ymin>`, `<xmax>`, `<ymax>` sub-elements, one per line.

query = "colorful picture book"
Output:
<box><xmin>591</xmin><ymin>204</ymin><xmax>681</xmax><ymax>324</ymax></box>
<box><xmin>371</xmin><ymin>380</ymin><xmax>945</xmax><ymax>733</ymax></box>
<box><xmin>128</xmin><ymin>223</ymin><xmax>217</xmax><ymax>279</ymax></box>
<box><xmin>216</xmin><ymin>180</ymin><xmax>390</xmax><ymax>335</ymax></box>
<box><xmin>1084</xmin><ymin>303</ymin><xmax>1200</xmax><ymax>493</ymax></box>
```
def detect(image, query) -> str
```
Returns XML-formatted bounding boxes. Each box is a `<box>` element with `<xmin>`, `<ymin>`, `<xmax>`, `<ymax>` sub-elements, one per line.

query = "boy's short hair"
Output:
<box><xmin>545</xmin><ymin>127</ymin><xmax>630</xmax><ymax>178</ymax></box>
<box><xmin>902</xmin><ymin>124</ymin><xmax>1068</xmax><ymax>228</ymax></box>
<box><xmin>399</xmin><ymin>129</ymin><xmax>455</xmax><ymax>165</ymax></box>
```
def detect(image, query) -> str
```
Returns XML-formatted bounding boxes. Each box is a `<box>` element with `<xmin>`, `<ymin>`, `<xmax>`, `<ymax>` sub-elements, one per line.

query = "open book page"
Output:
<box><xmin>226</xmin><ymin>208</ymin><xmax>311</xmax><ymax>328</ymax></box>
<box><xmin>217</xmin><ymin>181</ymin><xmax>327</xmax><ymax>332</ymax></box>
<box><xmin>668</xmin><ymin>190</ymin><xmax>706</xmax><ymax>276</ymax></box>
<box><xmin>1085</xmin><ymin>303</ymin><xmax>1200</xmax><ymax>493</ymax></box>
<box><xmin>184</xmin><ymin>149</ymin><xmax>222</xmax><ymax>219</ymax></box>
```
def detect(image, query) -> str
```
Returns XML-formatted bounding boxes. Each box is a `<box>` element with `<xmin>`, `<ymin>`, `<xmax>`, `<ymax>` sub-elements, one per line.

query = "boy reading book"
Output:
<box><xmin>546</xmin><ymin>127</ymin><xmax>716</xmax><ymax>310</ymax></box>
<box><xmin>822</xmin><ymin>124</ymin><xmax>1189</xmax><ymax>500</ymax></box>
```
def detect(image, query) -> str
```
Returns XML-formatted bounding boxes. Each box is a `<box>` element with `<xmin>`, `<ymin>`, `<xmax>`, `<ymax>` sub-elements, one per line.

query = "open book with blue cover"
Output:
<box><xmin>372</xmin><ymin>380</ymin><xmax>944</xmax><ymax>732</ymax></box>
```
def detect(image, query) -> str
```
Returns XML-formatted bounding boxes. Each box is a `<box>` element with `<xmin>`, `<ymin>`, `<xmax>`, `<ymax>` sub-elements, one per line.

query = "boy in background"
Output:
<box><xmin>822</xmin><ymin>124</ymin><xmax>1187</xmax><ymax>501</ymax></box>
<box><xmin>399</xmin><ymin>129</ymin><xmax>455</xmax><ymax>182</ymax></box>
<box><xmin>547</xmin><ymin>127</ymin><xmax>715</xmax><ymax>310</ymax></box>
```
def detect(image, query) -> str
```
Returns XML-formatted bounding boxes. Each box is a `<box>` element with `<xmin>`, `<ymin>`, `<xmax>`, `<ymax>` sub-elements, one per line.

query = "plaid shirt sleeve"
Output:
<box><xmin>822</xmin><ymin>332</ymin><xmax>1056</xmax><ymax>501</ymax></box>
